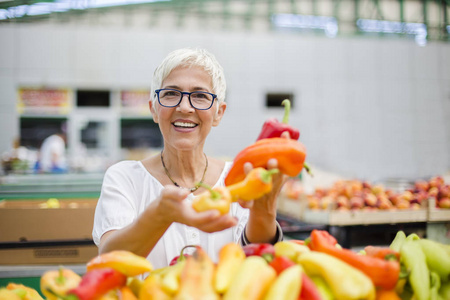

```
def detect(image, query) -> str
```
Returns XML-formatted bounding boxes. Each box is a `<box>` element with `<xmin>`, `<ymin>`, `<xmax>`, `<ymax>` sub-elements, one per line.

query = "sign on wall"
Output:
<box><xmin>120</xmin><ymin>90</ymin><xmax>151</xmax><ymax>116</ymax></box>
<box><xmin>17</xmin><ymin>87</ymin><xmax>72</xmax><ymax>115</ymax></box>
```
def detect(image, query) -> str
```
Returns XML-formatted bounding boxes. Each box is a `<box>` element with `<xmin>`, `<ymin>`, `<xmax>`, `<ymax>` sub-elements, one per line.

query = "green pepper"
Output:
<box><xmin>430</xmin><ymin>272</ymin><xmax>442</xmax><ymax>300</ymax></box>
<box><xmin>400</xmin><ymin>240</ymin><xmax>430</xmax><ymax>300</ymax></box>
<box><xmin>418</xmin><ymin>239</ymin><xmax>450</xmax><ymax>280</ymax></box>
<box><xmin>439</xmin><ymin>280</ymin><xmax>450</xmax><ymax>300</ymax></box>
<box><xmin>405</xmin><ymin>233</ymin><xmax>421</xmax><ymax>241</ymax></box>
<box><xmin>389</xmin><ymin>231</ymin><xmax>406</xmax><ymax>252</ymax></box>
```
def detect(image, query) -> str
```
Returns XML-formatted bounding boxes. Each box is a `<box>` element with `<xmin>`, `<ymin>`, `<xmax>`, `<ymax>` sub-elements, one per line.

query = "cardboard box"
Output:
<box><xmin>0</xmin><ymin>199</ymin><xmax>97</xmax><ymax>242</ymax></box>
<box><xmin>0</xmin><ymin>243</ymin><xmax>98</xmax><ymax>265</ymax></box>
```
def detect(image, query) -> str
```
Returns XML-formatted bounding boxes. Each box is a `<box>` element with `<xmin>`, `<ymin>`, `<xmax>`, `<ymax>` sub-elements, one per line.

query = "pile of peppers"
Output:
<box><xmin>2</xmin><ymin>229</ymin><xmax>449</xmax><ymax>299</ymax></box>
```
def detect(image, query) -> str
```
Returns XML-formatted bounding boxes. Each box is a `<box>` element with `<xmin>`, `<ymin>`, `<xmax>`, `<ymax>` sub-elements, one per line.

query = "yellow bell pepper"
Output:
<box><xmin>223</xmin><ymin>256</ymin><xmax>276</xmax><ymax>300</ymax></box>
<box><xmin>298</xmin><ymin>251</ymin><xmax>375</xmax><ymax>300</ymax></box>
<box><xmin>86</xmin><ymin>250</ymin><xmax>153</xmax><ymax>277</ymax></box>
<box><xmin>40</xmin><ymin>268</ymin><xmax>81</xmax><ymax>300</ymax></box>
<box><xmin>0</xmin><ymin>288</ymin><xmax>22</xmax><ymax>300</ymax></box>
<box><xmin>6</xmin><ymin>284</ymin><xmax>43</xmax><ymax>300</ymax></box>
<box><xmin>174</xmin><ymin>246</ymin><xmax>219</xmax><ymax>300</ymax></box>
<box><xmin>192</xmin><ymin>185</ymin><xmax>232</xmax><ymax>215</ymax></box>
<box><xmin>273</xmin><ymin>241</ymin><xmax>310</xmax><ymax>262</ymax></box>
<box><xmin>263</xmin><ymin>264</ymin><xmax>303</xmax><ymax>300</ymax></box>
<box><xmin>214</xmin><ymin>242</ymin><xmax>246</xmax><ymax>294</ymax></box>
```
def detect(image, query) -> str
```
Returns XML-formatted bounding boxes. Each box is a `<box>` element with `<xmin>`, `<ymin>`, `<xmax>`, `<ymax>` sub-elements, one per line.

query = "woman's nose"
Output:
<box><xmin>177</xmin><ymin>94</ymin><xmax>195</xmax><ymax>111</ymax></box>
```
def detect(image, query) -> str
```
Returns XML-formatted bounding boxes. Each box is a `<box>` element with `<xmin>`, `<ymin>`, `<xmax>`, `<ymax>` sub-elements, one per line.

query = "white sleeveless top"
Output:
<box><xmin>92</xmin><ymin>160</ymin><xmax>249</xmax><ymax>269</ymax></box>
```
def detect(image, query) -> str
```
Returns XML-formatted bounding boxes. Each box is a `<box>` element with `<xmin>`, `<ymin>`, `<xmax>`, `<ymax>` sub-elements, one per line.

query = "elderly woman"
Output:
<box><xmin>92</xmin><ymin>48</ymin><xmax>284</xmax><ymax>269</ymax></box>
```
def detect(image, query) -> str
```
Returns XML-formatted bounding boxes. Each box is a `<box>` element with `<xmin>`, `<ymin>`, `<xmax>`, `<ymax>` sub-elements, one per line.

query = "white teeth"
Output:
<box><xmin>173</xmin><ymin>122</ymin><xmax>197</xmax><ymax>128</ymax></box>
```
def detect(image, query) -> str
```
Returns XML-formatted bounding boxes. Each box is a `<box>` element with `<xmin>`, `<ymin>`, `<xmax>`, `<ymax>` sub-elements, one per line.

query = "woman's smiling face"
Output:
<box><xmin>150</xmin><ymin>65</ymin><xmax>226</xmax><ymax>151</ymax></box>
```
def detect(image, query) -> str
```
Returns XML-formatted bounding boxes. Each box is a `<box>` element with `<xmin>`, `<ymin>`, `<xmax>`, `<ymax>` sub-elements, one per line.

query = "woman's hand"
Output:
<box><xmin>154</xmin><ymin>186</ymin><xmax>237</xmax><ymax>233</ymax></box>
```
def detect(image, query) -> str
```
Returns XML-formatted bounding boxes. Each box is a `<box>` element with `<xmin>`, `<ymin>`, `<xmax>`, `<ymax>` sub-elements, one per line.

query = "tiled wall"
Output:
<box><xmin>0</xmin><ymin>24</ymin><xmax>449</xmax><ymax>181</ymax></box>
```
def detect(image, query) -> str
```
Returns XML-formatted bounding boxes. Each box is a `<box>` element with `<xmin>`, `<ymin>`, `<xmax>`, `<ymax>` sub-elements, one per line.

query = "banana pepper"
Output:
<box><xmin>298</xmin><ymin>251</ymin><xmax>375</xmax><ymax>300</ymax></box>
<box><xmin>400</xmin><ymin>240</ymin><xmax>430</xmax><ymax>300</ymax></box>
<box><xmin>174</xmin><ymin>245</ymin><xmax>219</xmax><ymax>300</ymax></box>
<box><xmin>86</xmin><ymin>250</ymin><xmax>153</xmax><ymax>277</ymax></box>
<box><xmin>214</xmin><ymin>242</ymin><xmax>246</xmax><ymax>295</ymax></box>
<box><xmin>263</xmin><ymin>264</ymin><xmax>303</xmax><ymax>300</ymax></box>
<box><xmin>223</xmin><ymin>256</ymin><xmax>276</xmax><ymax>300</ymax></box>
<box><xmin>418</xmin><ymin>238</ymin><xmax>450</xmax><ymax>280</ymax></box>
<box><xmin>227</xmin><ymin>167</ymin><xmax>279</xmax><ymax>201</ymax></box>
<box><xmin>192</xmin><ymin>184</ymin><xmax>232</xmax><ymax>215</ymax></box>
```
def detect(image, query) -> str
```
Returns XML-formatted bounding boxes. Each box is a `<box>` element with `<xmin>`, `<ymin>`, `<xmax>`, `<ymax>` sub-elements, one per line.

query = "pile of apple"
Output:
<box><xmin>306</xmin><ymin>176</ymin><xmax>449</xmax><ymax>211</ymax></box>
<box><xmin>409</xmin><ymin>176</ymin><xmax>450</xmax><ymax>209</ymax></box>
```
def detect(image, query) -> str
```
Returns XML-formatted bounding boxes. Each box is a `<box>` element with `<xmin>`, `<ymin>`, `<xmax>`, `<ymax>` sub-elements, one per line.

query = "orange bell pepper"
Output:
<box><xmin>224</xmin><ymin>138</ymin><xmax>307</xmax><ymax>186</ymax></box>
<box><xmin>308</xmin><ymin>230</ymin><xmax>400</xmax><ymax>290</ymax></box>
<box><xmin>226</xmin><ymin>167</ymin><xmax>279</xmax><ymax>201</ymax></box>
<box><xmin>375</xmin><ymin>288</ymin><xmax>401</xmax><ymax>300</ymax></box>
<box><xmin>364</xmin><ymin>246</ymin><xmax>400</xmax><ymax>261</ymax></box>
<box><xmin>40</xmin><ymin>268</ymin><xmax>81</xmax><ymax>300</ymax></box>
<box><xmin>86</xmin><ymin>250</ymin><xmax>153</xmax><ymax>277</ymax></box>
<box><xmin>192</xmin><ymin>184</ymin><xmax>232</xmax><ymax>215</ymax></box>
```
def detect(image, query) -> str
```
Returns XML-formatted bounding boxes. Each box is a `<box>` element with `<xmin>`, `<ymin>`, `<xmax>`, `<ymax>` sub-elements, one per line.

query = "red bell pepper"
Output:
<box><xmin>257</xmin><ymin>99</ymin><xmax>300</xmax><ymax>141</ymax></box>
<box><xmin>308</xmin><ymin>230</ymin><xmax>400</xmax><ymax>290</ymax></box>
<box><xmin>65</xmin><ymin>268</ymin><xmax>127</xmax><ymax>300</ymax></box>
<box><xmin>269</xmin><ymin>255</ymin><xmax>296</xmax><ymax>275</ymax></box>
<box><xmin>242</xmin><ymin>243</ymin><xmax>275</xmax><ymax>262</ymax></box>
<box><xmin>299</xmin><ymin>273</ymin><xmax>323</xmax><ymax>300</ymax></box>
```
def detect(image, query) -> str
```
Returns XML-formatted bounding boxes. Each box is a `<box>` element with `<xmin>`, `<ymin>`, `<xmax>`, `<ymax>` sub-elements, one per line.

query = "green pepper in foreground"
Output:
<box><xmin>430</xmin><ymin>272</ymin><xmax>442</xmax><ymax>300</ymax></box>
<box><xmin>418</xmin><ymin>239</ymin><xmax>450</xmax><ymax>280</ymax></box>
<box><xmin>400</xmin><ymin>240</ymin><xmax>430</xmax><ymax>300</ymax></box>
<box><xmin>389</xmin><ymin>231</ymin><xmax>406</xmax><ymax>252</ymax></box>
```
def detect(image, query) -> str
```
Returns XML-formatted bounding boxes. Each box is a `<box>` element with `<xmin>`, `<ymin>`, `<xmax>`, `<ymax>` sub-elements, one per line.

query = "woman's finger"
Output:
<box><xmin>243</xmin><ymin>162</ymin><xmax>253</xmax><ymax>175</ymax></box>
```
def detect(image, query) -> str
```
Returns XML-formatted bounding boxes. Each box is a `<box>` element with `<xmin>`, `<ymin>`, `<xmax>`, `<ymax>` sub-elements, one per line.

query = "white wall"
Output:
<box><xmin>0</xmin><ymin>23</ymin><xmax>449</xmax><ymax>182</ymax></box>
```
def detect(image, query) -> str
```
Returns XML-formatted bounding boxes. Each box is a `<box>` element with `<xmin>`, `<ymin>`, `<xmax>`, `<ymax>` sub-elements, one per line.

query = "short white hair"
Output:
<box><xmin>150</xmin><ymin>48</ymin><xmax>226</xmax><ymax>104</ymax></box>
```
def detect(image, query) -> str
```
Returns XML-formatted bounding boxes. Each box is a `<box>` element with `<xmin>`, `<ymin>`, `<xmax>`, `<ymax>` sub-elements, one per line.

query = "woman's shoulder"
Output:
<box><xmin>105</xmin><ymin>160</ymin><xmax>145</xmax><ymax>177</ymax></box>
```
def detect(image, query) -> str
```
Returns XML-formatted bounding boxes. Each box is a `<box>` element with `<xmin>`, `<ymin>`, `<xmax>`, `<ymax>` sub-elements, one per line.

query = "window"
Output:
<box><xmin>266</xmin><ymin>93</ymin><xmax>294</xmax><ymax>108</ymax></box>
<box><xmin>77</xmin><ymin>90</ymin><xmax>110</xmax><ymax>107</ymax></box>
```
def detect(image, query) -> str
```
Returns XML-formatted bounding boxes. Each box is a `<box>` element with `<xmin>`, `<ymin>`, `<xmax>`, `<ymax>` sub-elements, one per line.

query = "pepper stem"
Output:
<box><xmin>56</xmin><ymin>266</ymin><xmax>66</xmax><ymax>285</ymax></box>
<box><xmin>281</xmin><ymin>99</ymin><xmax>292</xmax><ymax>124</ymax></box>
<box><xmin>261</xmin><ymin>168</ymin><xmax>279</xmax><ymax>183</ymax></box>
<box><xmin>303</xmin><ymin>162</ymin><xmax>313</xmax><ymax>177</ymax></box>
<box><xmin>197</xmin><ymin>182</ymin><xmax>221</xmax><ymax>200</ymax></box>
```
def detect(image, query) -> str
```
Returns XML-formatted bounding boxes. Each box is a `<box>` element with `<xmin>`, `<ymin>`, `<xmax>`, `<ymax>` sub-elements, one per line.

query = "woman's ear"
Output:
<box><xmin>212</xmin><ymin>102</ymin><xmax>227</xmax><ymax>127</ymax></box>
<box><xmin>149</xmin><ymin>100</ymin><xmax>159</xmax><ymax>123</ymax></box>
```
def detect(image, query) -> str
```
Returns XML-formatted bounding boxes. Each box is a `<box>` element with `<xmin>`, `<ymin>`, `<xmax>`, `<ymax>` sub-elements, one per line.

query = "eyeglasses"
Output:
<box><xmin>155</xmin><ymin>88</ymin><xmax>217</xmax><ymax>110</ymax></box>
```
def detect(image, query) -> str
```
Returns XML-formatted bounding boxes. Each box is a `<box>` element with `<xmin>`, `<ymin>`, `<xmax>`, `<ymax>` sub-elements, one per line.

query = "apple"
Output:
<box><xmin>396</xmin><ymin>199</ymin><xmax>410</xmax><ymax>209</ymax></box>
<box><xmin>429</xmin><ymin>176</ymin><xmax>445</xmax><ymax>189</ymax></box>
<box><xmin>428</xmin><ymin>187</ymin><xmax>439</xmax><ymax>198</ymax></box>
<box><xmin>350</xmin><ymin>196</ymin><xmax>364</xmax><ymax>210</ymax></box>
<box><xmin>438</xmin><ymin>197</ymin><xmax>450</xmax><ymax>209</ymax></box>
<box><xmin>336</xmin><ymin>196</ymin><xmax>350</xmax><ymax>209</ymax></box>
<box><xmin>400</xmin><ymin>191</ymin><xmax>414</xmax><ymax>202</ymax></box>
<box><xmin>364</xmin><ymin>193</ymin><xmax>378</xmax><ymax>207</ymax></box>
<box><xmin>438</xmin><ymin>185</ymin><xmax>450</xmax><ymax>199</ymax></box>
<box><xmin>410</xmin><ymin>203</ymin><xmax>422</xmax><ymax>210</ymax></box>
<box><xmin>378</xmin><ymin>198</ymin><xmax>393</xmax><ymax>210</ymax></box>
<box><xmin>371</xmin><ymin>184</ymin><xmax>384</xmax><ymax>196</ymax></box>
<box><xmin>308</xmin><ymin>196</ymin><xmax>320</xmax><ymax>210</ymax></box>
<box><xmin>320</xmin><ymin>196</ymin><xmax>334</xmax><ymax>210</ymax></box>
<box><xmin>414</xmin><ymin>180</ymin><xmax>429</xmax><ymax>192</ymax></box>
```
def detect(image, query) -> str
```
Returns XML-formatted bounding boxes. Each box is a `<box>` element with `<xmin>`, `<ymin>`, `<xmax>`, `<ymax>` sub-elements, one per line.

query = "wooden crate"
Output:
<box><xmin>427</xmin><ymin>198</ymin><xmax>450</xmax><ymax>222</ymax></box>
<box><xmin>301</xmin><ymin>208</ymin><xmax>428</xmax><ymax>226</ymax></box>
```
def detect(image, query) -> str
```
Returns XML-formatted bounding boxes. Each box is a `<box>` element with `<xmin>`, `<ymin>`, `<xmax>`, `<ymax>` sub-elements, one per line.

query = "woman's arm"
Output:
<box><xmin>98</xmin><ymin>186</ymin><xmax>238</xmax><ymax>256</ymax></box>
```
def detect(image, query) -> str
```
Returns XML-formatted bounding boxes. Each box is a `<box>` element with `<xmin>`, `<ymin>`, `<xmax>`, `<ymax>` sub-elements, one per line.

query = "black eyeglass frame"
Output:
<box><xmin>154</xmin><ymin>88</ymin><xmax>217</xmax><ymax>110</ymax></box>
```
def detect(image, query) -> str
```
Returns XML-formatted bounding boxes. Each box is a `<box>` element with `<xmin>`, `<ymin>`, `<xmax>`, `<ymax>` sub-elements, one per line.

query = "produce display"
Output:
<box><xmin>2</xmin><ymin>230</ymin><xmax>449</xmax><ymax>300</ymax></box>
<box><xmin>304</xmin><ymin>176</ymin><xmax>449</xmax><ymax>211</ymax></box>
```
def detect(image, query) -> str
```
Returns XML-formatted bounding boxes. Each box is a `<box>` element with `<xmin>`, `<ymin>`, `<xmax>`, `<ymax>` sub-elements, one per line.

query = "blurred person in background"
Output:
<box><xmin>93</xmin><ymin>48</ymin><xmax>287</xmax><ymax>269</ymax></box>
<box><xmin>35</xmin><ymin>123</ymin><xmax>68</xmax><ymax>173</ymax></box>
